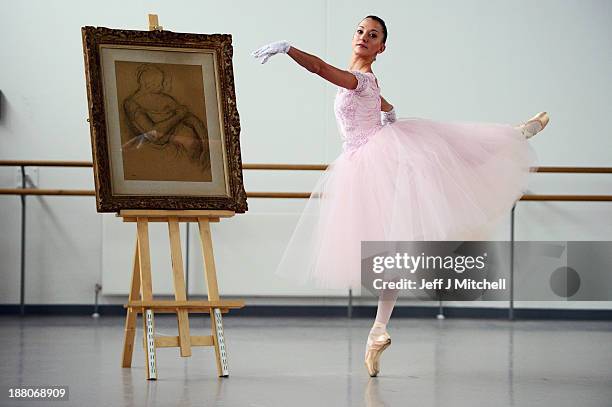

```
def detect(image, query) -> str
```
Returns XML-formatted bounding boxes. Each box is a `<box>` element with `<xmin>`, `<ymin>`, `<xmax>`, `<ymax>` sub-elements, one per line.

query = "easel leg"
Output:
<box><xmin>168</xmin><ymin>217</ymin><xmax>192</xmax><ymax>357</ymax></box>
<box><xmin>121</xmin><ymin>239</ymin><xmax>141</xmax><ymax>368</ymax></box>
<box><xmin>198</xmin><ymin>217</ymin><xmax>229</xmax><ymax>377</ymax></box>
<box><xmin>137</xmin><ymin>218</ymin><xmax>157</xmax><ymax>380</ymax></box>
<box><xmin>144</xmin><ymin>309</ymin><xmax>157</xmax><ymax>379</ymax></box>
<box><xmin>211</xmin><ymin>308</ymin><xmax>229</xmax><ymax>377</ymax></box>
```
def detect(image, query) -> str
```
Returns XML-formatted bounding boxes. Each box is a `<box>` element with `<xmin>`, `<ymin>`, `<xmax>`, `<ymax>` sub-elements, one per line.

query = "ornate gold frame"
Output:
<box><xmin>81</xmin><ymin>26</ymin><xmax>247</xmax><ymax>213</ymax></box>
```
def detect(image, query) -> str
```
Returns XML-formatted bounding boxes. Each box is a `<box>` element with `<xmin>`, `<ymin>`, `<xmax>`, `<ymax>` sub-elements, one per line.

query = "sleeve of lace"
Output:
<box><xmin>351</xmin><ymin>71</ymin><xmax>370</xmax><ymax>93</ymax></box>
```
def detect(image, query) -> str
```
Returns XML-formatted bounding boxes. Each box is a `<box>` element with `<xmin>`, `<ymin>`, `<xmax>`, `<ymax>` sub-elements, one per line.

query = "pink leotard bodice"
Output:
<box><xmin>333</xmin><ymin>70</ymin><xmax>383</xmax><ymax>152</ymax></box>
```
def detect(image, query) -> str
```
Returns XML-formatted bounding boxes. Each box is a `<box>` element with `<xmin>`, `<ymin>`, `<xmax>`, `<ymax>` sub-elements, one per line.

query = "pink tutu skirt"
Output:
<box><xmin>275</xmin><ymin>118</ymin><xmax>539</xmax><ymax>290</ymax></box>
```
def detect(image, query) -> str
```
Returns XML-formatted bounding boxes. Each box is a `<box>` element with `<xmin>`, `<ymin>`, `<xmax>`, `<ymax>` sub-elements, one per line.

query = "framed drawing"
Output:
<box><xmin>81</xmin><ymin>26</ymin><xmax>247</xmax><ymax>213</ymax></box>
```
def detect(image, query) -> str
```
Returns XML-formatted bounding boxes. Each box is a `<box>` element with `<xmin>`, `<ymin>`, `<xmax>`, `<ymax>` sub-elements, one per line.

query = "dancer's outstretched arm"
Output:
<box><xmin>286</xmin><ymin>46</ymin><xmax>360</xmax><ymax>90</ymax></box>
<box><xmin>252</xmin><ymin>40</ymin><xmax>360</xmax><ymax>90</ymax></box>
<box><xmin>252</xmin><ymin>40</ymin><xmax>397</xmax><ymax>123</ymax></box>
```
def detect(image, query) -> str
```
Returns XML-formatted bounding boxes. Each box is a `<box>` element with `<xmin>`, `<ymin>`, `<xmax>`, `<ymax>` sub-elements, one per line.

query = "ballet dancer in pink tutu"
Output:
<box><xmin>252</xmin><ymin>15</ymin><xmax>549</xmax><ymax>377</ymax></box>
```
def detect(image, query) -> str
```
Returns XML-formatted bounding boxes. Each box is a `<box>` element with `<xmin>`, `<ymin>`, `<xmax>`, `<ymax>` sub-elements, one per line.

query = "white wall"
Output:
<box><xmin>0</xmin><ymin>0</ymin><xmax>610</xmax><ymax>309</ymax></box>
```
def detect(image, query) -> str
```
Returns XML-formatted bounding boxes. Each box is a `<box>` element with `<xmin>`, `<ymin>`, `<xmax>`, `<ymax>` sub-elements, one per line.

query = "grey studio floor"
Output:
<box><xmin>0</xmin><ymin>315</ymin><xmax>611</xmax><ymax>407</ymax></box>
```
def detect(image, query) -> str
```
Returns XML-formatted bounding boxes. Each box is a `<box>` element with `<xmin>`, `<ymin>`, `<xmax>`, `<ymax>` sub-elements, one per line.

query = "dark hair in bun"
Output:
<box><xmin>364</xmin><ymin>15</ymin><xmax>387</xmax><ymax>43</ymax></box>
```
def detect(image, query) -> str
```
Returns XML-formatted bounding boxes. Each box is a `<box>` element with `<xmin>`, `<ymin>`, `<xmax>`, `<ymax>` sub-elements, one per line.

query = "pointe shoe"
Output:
<box><xmin>364</xmin><ymin>331</ymin><xmax>391</xmax><ymax>377</ymax></box>
<box><xmin>518</xmin><ymin>111</ymin><xmax>550</xmax><ymax>139</ymax></box>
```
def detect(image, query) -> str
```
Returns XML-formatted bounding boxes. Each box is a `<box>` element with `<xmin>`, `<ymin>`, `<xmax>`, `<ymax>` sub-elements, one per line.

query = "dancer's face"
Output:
<box><xmin>352</xmin><ymin>18</ymin><xmax>385</xmax><ymax>61</ymax></box>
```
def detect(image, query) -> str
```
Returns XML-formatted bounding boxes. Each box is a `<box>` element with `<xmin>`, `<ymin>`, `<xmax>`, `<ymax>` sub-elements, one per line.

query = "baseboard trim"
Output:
<box><xmin>0</xmin><ymin>304</ymin><xmax>610</xmax><ymax>320</ymax></box>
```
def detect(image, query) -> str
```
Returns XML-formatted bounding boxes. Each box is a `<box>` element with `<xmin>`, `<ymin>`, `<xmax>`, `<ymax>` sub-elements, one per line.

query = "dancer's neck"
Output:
<box><xmin>348</xmin><ymin>56</ymin><xmax>373</xmax><ymax>73</ymax></box>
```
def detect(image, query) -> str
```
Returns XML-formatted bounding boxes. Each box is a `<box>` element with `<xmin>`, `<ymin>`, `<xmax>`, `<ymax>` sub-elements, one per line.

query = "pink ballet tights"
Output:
<box><xmin>369</xmin><ymin>287</ymin><xmax>400</xmax><ymax>340</ymax></box>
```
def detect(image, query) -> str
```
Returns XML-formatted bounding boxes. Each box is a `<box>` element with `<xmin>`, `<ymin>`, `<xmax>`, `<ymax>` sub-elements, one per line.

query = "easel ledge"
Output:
<box><xmin>119</xmin><ymin>209</ymin><xmax>235</xmax><ymax>223</ymax></box>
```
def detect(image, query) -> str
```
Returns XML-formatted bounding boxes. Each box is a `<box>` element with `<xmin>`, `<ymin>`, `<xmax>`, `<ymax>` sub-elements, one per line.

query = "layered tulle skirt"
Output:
<box><xmin>275</xmin><ymin>118</ymin><xmax>539</xmax><ymax>290</ymax></box>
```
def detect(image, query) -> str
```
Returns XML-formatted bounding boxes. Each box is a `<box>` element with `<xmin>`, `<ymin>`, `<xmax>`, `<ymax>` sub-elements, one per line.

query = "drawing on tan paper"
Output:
<box><xmin>116</xmin><ymin>62</ymin><xmax>211</xmax><ymax>182</ymax></box>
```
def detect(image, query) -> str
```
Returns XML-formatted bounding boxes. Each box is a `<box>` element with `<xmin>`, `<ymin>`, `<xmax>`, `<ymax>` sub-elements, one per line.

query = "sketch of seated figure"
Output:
<box><xmin>122</xmin><ymin>63</ymin><xmax>211</xmax><ymax>171</ymax></box>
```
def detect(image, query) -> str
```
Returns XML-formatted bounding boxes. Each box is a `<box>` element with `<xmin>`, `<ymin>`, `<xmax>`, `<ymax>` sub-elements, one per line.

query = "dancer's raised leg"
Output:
<box><xmin>515</xmin><ymin>111</ymin><xmax>550</xmax><ymax>139</ymax></box>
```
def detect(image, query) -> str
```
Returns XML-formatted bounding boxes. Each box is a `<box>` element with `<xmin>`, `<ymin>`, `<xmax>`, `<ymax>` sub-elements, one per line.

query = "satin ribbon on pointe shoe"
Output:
<box><xmin>365</xmin><ymin>331</ymin><xmax>391</xmax><ymax>377</ymax></box>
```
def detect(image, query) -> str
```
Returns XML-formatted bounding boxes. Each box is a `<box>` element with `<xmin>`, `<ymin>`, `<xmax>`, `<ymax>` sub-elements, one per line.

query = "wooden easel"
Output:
<box><xmin>119</xmin><ymin>210</ymin><xmax>245</xmax><ymax>380</ymax></box>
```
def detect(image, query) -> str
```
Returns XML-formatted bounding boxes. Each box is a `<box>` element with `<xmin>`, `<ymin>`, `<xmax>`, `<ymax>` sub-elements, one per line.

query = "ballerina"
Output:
<box><xmin>252</xmin><ymin>15</ymin><xmax>549</xmax><ymax>377</ymax></box>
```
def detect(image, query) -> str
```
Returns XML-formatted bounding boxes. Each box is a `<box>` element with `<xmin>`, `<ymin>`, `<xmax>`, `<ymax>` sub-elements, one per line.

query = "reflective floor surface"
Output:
<box><xmin>0</xmin><ymin>315</ymin><xmax>610</xmax><ymax>406</ymax></box>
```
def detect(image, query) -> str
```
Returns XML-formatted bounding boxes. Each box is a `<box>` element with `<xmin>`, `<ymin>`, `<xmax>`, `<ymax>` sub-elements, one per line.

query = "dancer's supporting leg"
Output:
<box><xmin>369</xmin><ymin>287</ymin><xmax>400</xmax><ymax>341</ymax></box>
<box><xmin>364</xmin><ymin>286</ymin><xmax>399</xmax><ymax>376</ymax></box>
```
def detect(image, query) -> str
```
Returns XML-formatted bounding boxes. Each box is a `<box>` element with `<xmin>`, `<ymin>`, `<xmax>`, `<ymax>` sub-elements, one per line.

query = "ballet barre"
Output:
<box><xmin>1</xmin><ymin>159</ymin><xmax>611</xmax><ymax>322</ymax></box>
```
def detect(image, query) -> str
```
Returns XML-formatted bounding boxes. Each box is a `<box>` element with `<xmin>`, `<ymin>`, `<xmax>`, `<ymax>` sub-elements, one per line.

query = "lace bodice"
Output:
<box><xmin>333</xmin><ymin>70</ymin><xmax>383</xmax><ymax>152</ymax></box>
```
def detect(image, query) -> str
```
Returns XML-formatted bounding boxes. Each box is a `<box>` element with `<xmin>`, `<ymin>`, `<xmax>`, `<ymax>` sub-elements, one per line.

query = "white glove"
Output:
<box><xmin>251</xmin><ymin>40</ymin><xmax>291</xmax><ymax>64</ymax></box>
<box><xmin>381</xmin><ymin>108</ymin><xmax>397</xmax><ymax>125</ymax></box>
